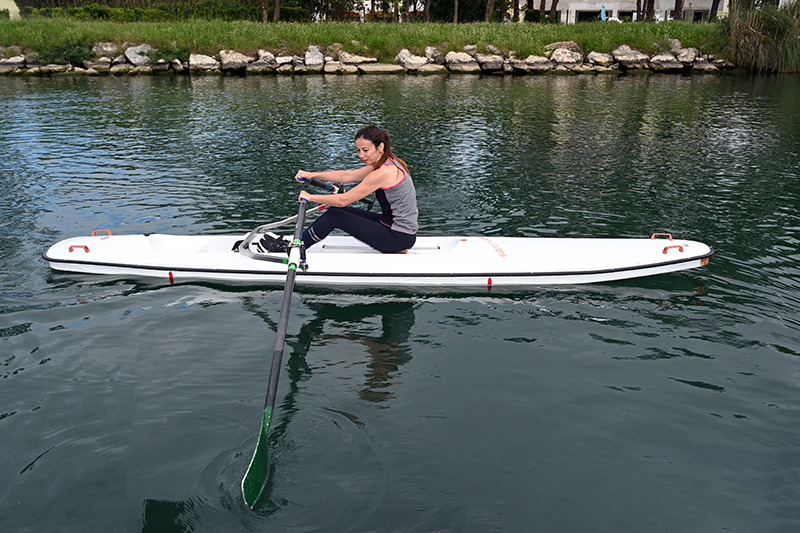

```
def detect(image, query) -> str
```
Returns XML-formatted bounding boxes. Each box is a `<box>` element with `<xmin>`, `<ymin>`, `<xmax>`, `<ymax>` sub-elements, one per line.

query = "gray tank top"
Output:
<box><xmin>376</xmin><ymin>159</ymin><xmax>418</xmax><ymax>235</ymax></box>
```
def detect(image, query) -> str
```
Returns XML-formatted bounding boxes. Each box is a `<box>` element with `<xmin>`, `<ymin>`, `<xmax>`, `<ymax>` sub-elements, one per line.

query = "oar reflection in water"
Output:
<box><xmin>241</xmin><ymin>296</ymin><xmax>417</xmax><ymax>508</ymax></box>
<box><xmin>238</xmin><ymin>295</ymin><xmax>310</xmax><ymax>512</ymax></box>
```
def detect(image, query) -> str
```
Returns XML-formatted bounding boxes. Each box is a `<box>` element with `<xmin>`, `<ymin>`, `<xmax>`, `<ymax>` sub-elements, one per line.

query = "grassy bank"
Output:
<box><xmin>1</xmin><ymin>18</ymin><xmax>724</xmax><ymax>63</ymax></box>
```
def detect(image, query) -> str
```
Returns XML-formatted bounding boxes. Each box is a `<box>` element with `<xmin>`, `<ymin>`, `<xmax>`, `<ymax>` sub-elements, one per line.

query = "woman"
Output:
<box><xmin>281</xmin><ymin>126</ymin><xmax>418</xmax><ymax>254</ymax></box>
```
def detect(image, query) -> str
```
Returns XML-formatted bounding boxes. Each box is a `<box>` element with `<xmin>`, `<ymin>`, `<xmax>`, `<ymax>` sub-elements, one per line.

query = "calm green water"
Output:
<box><xmin>1</xmin><ymin>73</ymin><xmax>798</xmax><ymax>532</ymax></box>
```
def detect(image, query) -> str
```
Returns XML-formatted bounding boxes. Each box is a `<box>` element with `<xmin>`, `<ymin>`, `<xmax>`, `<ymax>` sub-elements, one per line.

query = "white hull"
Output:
<box><xmin>44</xmin><ymin>232</ymin><xmax>713</xmax><ymax>288</ymax></box>
<box><xmin>43</xmin><ymin>229</ymin><xmax>714</xmax><ymax>288</ymax></box>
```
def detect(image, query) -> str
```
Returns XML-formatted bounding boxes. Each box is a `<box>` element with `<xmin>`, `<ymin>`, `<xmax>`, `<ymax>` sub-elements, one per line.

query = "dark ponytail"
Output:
<box><xmin>356</xmin><ymin>125</ymin><xmax>409</xmax><ymax>174</ymax></box>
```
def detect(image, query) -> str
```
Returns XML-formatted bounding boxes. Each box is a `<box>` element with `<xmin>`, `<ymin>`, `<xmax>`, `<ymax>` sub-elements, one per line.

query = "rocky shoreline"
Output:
<box><xmin>0</xmin><ymin>39</ymin><xmax>736</xmax><ymax>77</ymax></box>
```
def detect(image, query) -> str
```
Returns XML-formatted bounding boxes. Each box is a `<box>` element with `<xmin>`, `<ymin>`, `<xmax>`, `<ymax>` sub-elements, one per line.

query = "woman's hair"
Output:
<box><xmin>356</xmin><ymin>125</ymin><xmax>409</xmax><ymax>173</ymax></box>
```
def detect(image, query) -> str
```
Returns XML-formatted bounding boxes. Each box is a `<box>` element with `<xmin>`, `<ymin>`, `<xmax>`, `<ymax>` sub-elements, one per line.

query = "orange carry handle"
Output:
<box><xmin>92</xmin><ymin>229</ymin><xmax>112</xmax><ymax>236</ymax></box>
<box><xmin>69</xmin><ymin>245</ymin><xmax>90</xmax><ymax>253</ymax></box>
<box><xmin>662</xmin><ymin>245</ymin><xmax>684</xmax><ymax>254</ymax></box>
<box><xmin>651</xmin><ymin>233</ymin><xmax>673</xmax><ymax>240</ymax></box>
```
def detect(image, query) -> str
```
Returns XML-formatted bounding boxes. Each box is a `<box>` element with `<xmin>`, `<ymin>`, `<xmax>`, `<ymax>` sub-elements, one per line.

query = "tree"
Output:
<box><xmin>273</xmin><ymin>0</ymin><xmax>280</xmax><ymax>22</ymax></box>
<box><xmin>454</xmin><ymin>0</ymin><xmax>458</xmax><ymax>22</ymax></box>
<box><xmin>644</xmin><ymin>0</ymin><xmax>655</xmax><ymax>21</ymax></box>
<box><xmin>260</xmin><ymin>0</ymin><xmax>270</xmax><ymax>22</ymax></box>
<box><xmin>709</xmin><ymin>0</ymin><xmax>721</xmax><ymax>20</ymax></box>
<box><xmin>485</xmin><ymin>0</ymin><xmax>494</xmax><ymax>21</ymax></box>
<box><xmin>549</xmin><ymin>0</ymin><xmax>559</xmax><ymax>21</ymax></box>
<box><xmin>672</xmin><ymin>0</ymin><xmax>684</xmax><ymax>20</ymax></box>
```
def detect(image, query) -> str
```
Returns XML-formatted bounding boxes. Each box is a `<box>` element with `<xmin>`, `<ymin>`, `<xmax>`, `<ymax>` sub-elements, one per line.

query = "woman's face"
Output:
<box><xmin>356</xmin><ymin>138</ymin><xmax>384</xmax><ymax>167</ymax></box>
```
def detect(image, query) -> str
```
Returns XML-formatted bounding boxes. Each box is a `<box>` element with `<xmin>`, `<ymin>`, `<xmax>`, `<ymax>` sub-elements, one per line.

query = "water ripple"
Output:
<box><xmin>1</xmin><ymin>74</ymin><xmax>799</xmax><ymax>533</ymax></box>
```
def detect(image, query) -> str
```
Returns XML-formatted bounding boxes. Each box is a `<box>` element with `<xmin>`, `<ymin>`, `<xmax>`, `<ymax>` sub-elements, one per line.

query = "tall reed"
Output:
<box><xmin>716</xmin><ymin>1</ymin><xmax>800</xmax><ymax>73</ymax></box>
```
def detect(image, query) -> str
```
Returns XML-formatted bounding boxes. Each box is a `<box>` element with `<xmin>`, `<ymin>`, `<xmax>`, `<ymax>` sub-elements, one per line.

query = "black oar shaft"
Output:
<box><xmin>242</xmin><ymin>199</ymin><xmax>307</xmax><ymax>508</ymax></box>
<box><xmin>302</xmin><ymin>176</ymin><xmax>375</xmax><ymax>207</ymax></box>
<box><xmin>307</xmin><ymin>177</ymin><xmax>338</xmax><ymax>192</ymax></box>
<box><xmin>264</xmin><ymin>200</ymin><xmax>307</xmax><ymax>410</ymax></box>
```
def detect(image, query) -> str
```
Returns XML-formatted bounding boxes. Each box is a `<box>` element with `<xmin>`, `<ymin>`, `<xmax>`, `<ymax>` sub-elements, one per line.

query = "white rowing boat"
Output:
<box><xmin>43</xmin><ymin>225</ymin><xmax>713</xmax><ymax>288</ymax></box>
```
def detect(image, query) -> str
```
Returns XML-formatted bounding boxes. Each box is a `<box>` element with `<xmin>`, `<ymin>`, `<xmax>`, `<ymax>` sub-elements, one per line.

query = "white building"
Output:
<box><xmin>362</xmin><ymin>0</ymin><xmax>733</xmax><ymax>23</ymax></box>
<box><xmin>549</xmin><ymin>0</ymin><xmax>729</xmax><ymax>24</ymax></box>
<box><xmin>0</xmin><ymin>0</ymin><xmax>22</xmax><ymax>20</ymax></box>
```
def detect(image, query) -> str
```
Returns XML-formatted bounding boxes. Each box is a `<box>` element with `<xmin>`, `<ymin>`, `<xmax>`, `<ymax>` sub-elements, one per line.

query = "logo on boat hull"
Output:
<box><xmin>480</xmin><ymin>237</ymin><xmax>507</xmax><ymax>257</ymax></box>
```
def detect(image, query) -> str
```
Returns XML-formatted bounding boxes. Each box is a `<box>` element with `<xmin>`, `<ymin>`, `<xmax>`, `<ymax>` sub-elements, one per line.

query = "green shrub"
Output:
<box><xmin>22</xmin><ymin>1</ymin><xmax>264</xmax><ymax>22</ymax></box>
<box><xmin>109</xmin><ymin>7</ymin><xmax>136</xmax><ymax>22</ymax></box>
<box><xmin>139</xmin><ymin>8</ymin><xmax>170</xmax><ymax>22</ymax></box>
<box><xmin>38</xmin><ymin>39</ymin><xmax>96</xmax><ymax>65</ymax></box>
<box><xmin>147</xmin><ymin>45</ymin><xmax>190</xmax><ymax>63</ymax></box>
<box><xmin>83</xmin><ymin>4</ymin><xmax>113</xmax><ymax>20</ymax></box>
<box><xmin>27</xmin><ymin>7</ymin><xmax>66</xmax><ymax>18</ymax></box>
<box><xmin>525</xmin><ymin>9</ymin><xmax>541</xmax><ymax>23</ymax></box>
<box><xmin>266</xmin><ymin>7</ymin><xmax>312</xmax><ymax>22</ymax></box>
<box><xmin>1</xmin><ymin>9</ymin><xmax>10</xmax><ymax>20</ymax></box>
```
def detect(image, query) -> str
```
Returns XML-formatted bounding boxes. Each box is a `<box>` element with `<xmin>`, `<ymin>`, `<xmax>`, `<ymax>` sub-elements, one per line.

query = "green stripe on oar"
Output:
<box><xmin>242</xmin><ymin>200</ymin><xmax>308</xmax><ymax>508</ymax></box>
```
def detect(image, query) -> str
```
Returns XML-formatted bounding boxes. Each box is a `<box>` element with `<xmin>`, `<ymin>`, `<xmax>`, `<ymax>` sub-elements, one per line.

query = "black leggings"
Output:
<box><xmin>303</xmin><ymin>206</ymin><xmax>416</xmax><ymax>253</ymax></box>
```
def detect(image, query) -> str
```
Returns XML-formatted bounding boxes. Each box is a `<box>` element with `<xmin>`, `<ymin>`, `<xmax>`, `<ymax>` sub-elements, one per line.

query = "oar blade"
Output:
<box><xmin>242</xmin><ymin>405</ymin><xmax>274</xmax><ymax>508</ymax></box>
